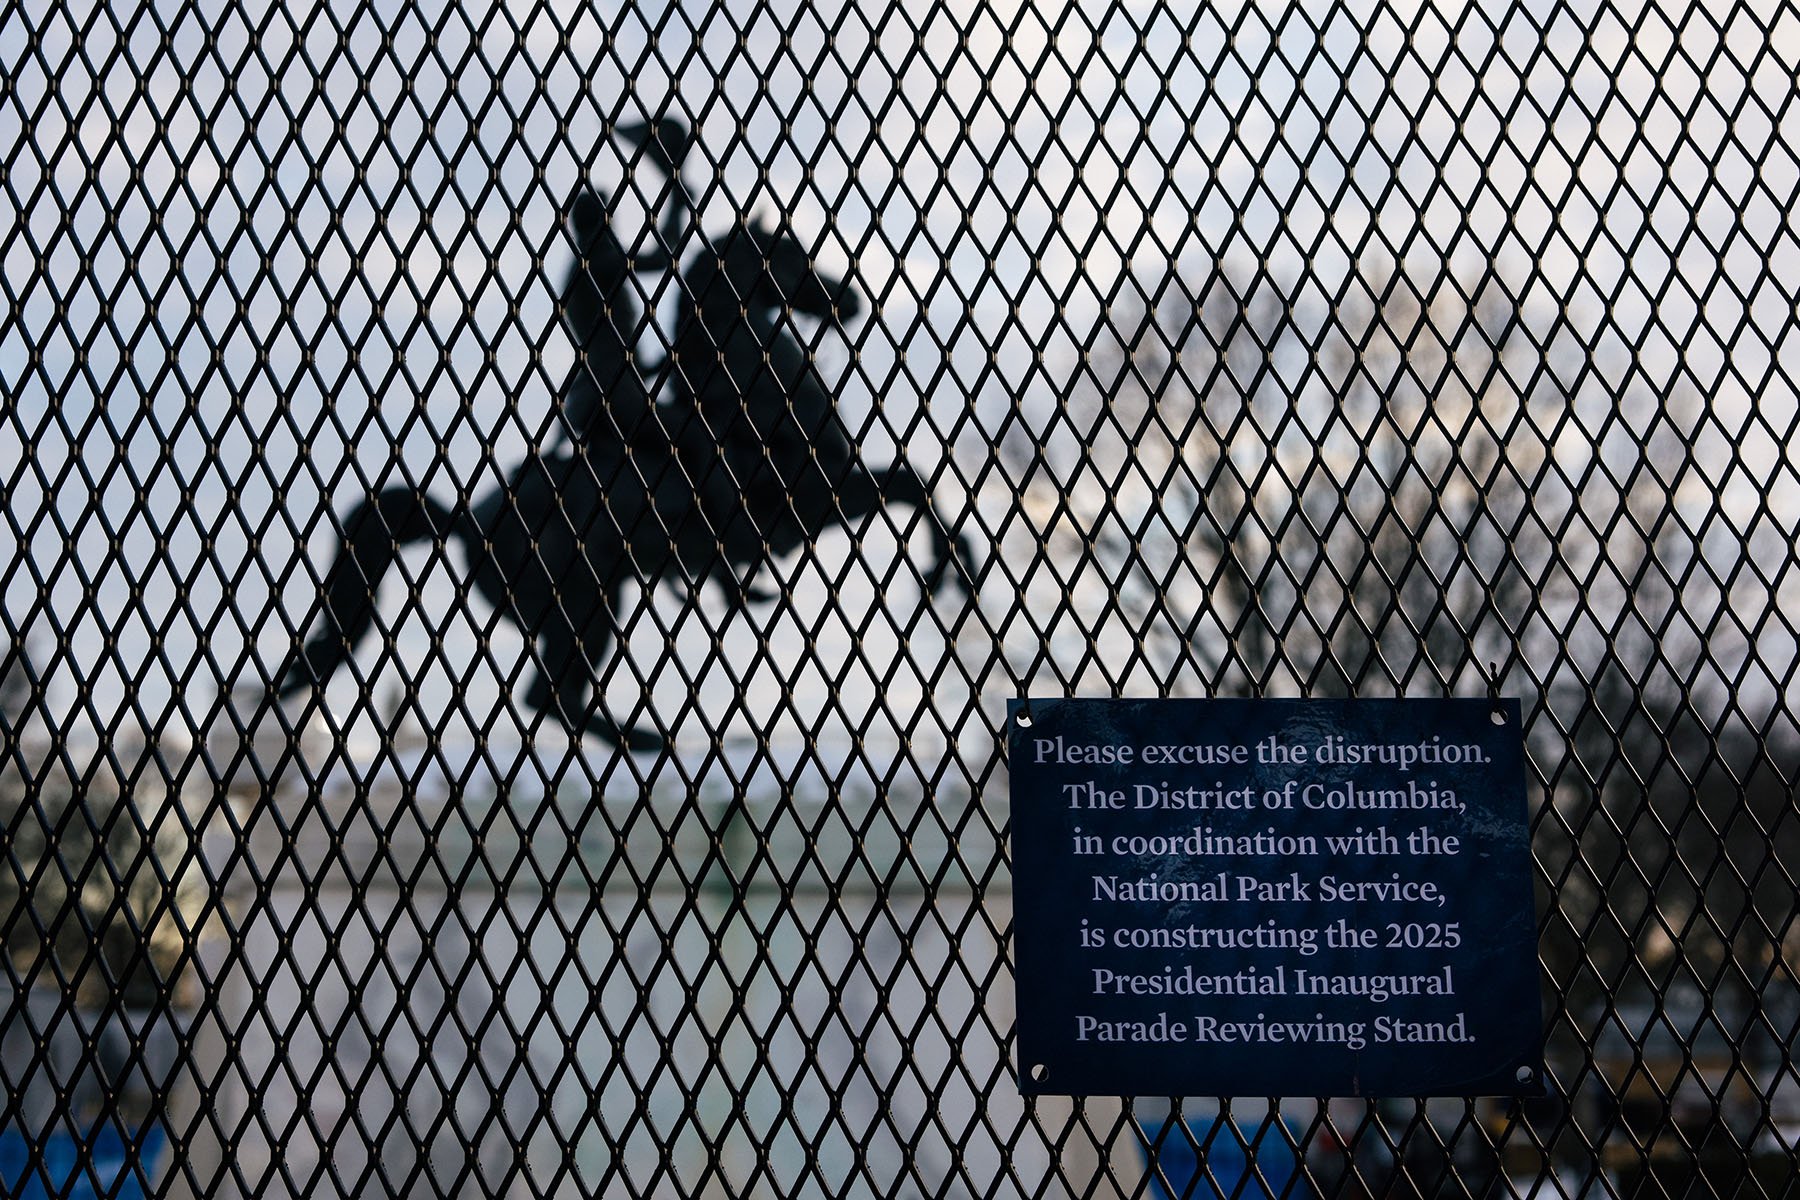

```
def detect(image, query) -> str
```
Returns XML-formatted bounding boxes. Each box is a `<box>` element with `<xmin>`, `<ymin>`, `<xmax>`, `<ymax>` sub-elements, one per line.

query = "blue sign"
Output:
<box><xmin>1009</xmin><ymin>698</ymin><xmax>1541</xmax><ymax>1097</ymax></box>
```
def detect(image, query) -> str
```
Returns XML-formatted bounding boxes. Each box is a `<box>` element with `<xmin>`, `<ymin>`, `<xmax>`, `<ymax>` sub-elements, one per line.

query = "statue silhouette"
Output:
<box><xmin>553</xmin><ymin>118</ymin><xmax>688</xmax><ymax>453</ymax></box>
<box><xmin>277</xmin><ymin>122</ymin><xmax>976</xmax><ymax>751</ymax></box>
<box><xmin>665</xmin><ymin>217</ymin><xmax>971</xmax><ymax>603</ymax></box>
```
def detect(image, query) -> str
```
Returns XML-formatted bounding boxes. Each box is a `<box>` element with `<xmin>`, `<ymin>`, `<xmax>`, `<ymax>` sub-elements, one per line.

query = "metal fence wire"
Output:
<box><xmin>3</xmin><ymin>0</ymin><xmax>1799</xmax><ymax>1196</ymax></box>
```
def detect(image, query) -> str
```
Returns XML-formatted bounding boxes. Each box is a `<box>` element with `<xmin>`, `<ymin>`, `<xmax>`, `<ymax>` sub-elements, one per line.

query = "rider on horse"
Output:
<box><xmin>277</xmin><ymin>120</ymin><xmax>972</xmax><ymax>751</ymax></box>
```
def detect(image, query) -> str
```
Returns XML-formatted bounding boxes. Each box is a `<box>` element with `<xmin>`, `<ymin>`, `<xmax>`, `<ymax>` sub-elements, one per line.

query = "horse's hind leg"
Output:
<box><xmin>523</xmin><ymin>608</ymin><xmax>665</xmax><ymax>754</ymax></box>
<box><xmin>279</xmin><ymin>488</ymin><xmax>457</xmax><ymax>696</ymax></box>
<box><xmin>841</xmin><ymin>464</ymin><xmax>976</xmax><ymax>597</ymax></box>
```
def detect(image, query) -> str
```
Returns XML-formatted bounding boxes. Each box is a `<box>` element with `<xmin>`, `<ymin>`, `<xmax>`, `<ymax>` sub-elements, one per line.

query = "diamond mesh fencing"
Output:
<box><xmin>3</xmin><ymin>0</ymin><xmax>1799</xmax><ymax>1195</ymax></box>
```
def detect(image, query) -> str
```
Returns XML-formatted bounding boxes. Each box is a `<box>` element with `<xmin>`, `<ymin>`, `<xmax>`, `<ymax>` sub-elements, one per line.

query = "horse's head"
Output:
<box><xmin>560</xmin><ymin>187</ymin><xmax>633</xmax><ymax>352</ymax></box>
<box><xmin>707</xmin><ymin>219</ymin><xmax>862</xmax><ymax>329</ymax></box>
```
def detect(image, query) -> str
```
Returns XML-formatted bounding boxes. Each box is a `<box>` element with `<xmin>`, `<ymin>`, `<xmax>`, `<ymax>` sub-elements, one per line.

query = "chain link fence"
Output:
<box><xmin>3</xmin><ymin>0</ymin><xmax>1799</xmax><ymax>1195</ymax></box>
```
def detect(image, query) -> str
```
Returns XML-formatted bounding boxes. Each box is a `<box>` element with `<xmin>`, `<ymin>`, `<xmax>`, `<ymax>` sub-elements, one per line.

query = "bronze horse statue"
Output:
<box><xmin>278</xmin><ymin>125</ymin><xmax>975</xmax><ymax>751</ymax></box>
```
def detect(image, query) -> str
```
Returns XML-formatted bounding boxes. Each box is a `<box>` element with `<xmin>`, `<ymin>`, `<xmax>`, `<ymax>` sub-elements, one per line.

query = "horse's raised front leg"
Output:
<box><xmin>837</xmin><ymin>463</ymin><xmax>977</xmax><ymax>598</ymax></box>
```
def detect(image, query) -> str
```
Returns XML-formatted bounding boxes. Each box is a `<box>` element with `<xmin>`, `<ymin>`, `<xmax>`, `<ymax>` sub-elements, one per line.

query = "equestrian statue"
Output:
<box><xmin>277</xmin><ymin>120</ymin><xmax>975</xmax><ymax>751</ymax></box>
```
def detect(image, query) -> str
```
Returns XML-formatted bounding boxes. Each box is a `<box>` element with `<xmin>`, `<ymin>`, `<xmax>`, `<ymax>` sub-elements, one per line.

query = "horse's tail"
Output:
<box><xmin>277</xmin><ymin>487</ymin><xmax>463</xmax><ymax>697</ymax></box>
